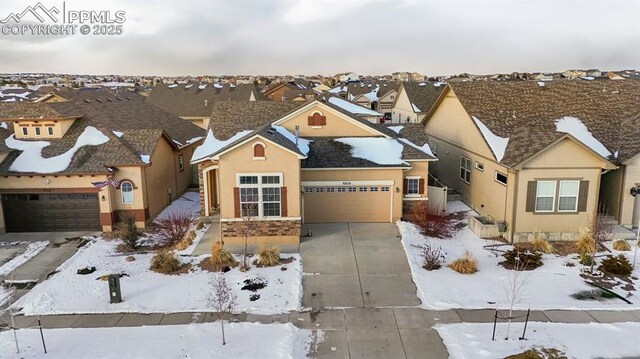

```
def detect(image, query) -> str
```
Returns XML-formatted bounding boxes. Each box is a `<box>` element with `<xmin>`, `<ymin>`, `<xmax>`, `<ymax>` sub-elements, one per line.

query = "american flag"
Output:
<box><xmin>92</xmin><ymin>178</ymin><xmax>120</xmax><ymax>189</ymax></box>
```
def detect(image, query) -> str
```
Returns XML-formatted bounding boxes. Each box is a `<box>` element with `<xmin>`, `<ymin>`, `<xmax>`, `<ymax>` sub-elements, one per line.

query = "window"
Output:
<box><xmin>535</xmin><ymin>181</ymin><xmax>556</xmax><ymax>212</ymax></box>
<box><xmin>475</xmin><ymin>162</ymin><xmax>484</xmax><ymax>171</ymax></box>
<box><xmin>21</xmin><ymin>127</ymin><xmax>28</xmax><ymax>136</ymax></box>
<box><xmin>460</xmin><ymin>156</ymin><xmax>472</xmax><ymax>183</ymax></box>
<box><xmin>178</xmin><ymin>155</ymin><xmax>184</xmax><ymax>171</ymax></box>
<box><xmin>558</xmin><ymin>180</ymin><xmax>579</xmax><ymax>212</ymax></box>
<box><xmin>370</xmin><ymin>187</ymin><xmax>378</xmax><ymax>192</ymax></box>
<box><xmin>495</xmin><ymin>172</ymin><xmax>507</xmax><ymax>185</ymax></box>
<box><xmin>390</xmin><ymin>95</ymin><xmax>395</xmax><ymax>100</ymax></box>
<box><xmin>308</xmin><ymin>112</ymin><xmax>326</xmax><ymax>126</ymax></box>
<box><xmin>47</xmin><ymin>126</ymin><xmax>54</xmax><ymax>135</ymax></box>
<box><xmin>381</xmin><ymin>186</ymin><xmax>390</xmax><ymax>192</ymax></box>
<box><xmin>327</xmin><ymin>187</ymin><xmax>335</xmax><ymax>192</ymax></box>
<box><xmin>304</xmin><ymin>187</ymin><xmax>313</xmax><ymax>193</ymax></box>
<box><xmin>34</xmin><ymin>127</ymin><xmax>41</xmax><ymax>136</ymax></box>
<box><xmin>348</xmin><ymin>187</ymin><xmax>356</xmax><ymax>192</ymax></box>
<box><xmin>237</xmin><ymin>174</ymin><xmax>282</xmax><ymax>217</ymax></box>
<box><xmin>358</xmin><ymin>187</ymin><xmax>367</xmax><ymax>192</ymax></box>
<box><xmin>337</xmin><ymin>187</ymin><xmax>346</xmax><ymax>193</ymax></box>
<box><xmin>315</xmin><ymin>187</ymin><xmax>324</xmax><ymax>193</ymax></box>
<box><xmin>406</xmin><ymin>178</ymin><xmax>420</xmax><ymax>195</ymax></box>
<box><xmin>121</xmin><ymin>181</ymin><xmax>134</xmax><ymax>204</ymax></box>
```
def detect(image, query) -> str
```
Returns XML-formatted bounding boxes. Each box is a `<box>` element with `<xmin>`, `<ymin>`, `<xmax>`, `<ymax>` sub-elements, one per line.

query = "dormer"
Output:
<box><xmin>10</xmin><ymin>116</ymin><xmax>80</xmax><ymax>139</ymax></box>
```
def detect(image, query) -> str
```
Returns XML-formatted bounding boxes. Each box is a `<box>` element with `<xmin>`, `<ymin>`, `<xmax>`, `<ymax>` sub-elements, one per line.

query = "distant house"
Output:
<box><xmin>334</xmin><ymin>72</ymin><xmax>359</xmax><ymax>83</ymax></box>
<box><xmin>392</xmin><ymin>72</ymin><xmax>425</xmax><ymax>82</ymax></box>
<box><xmin>0</xmin><ymin>89</ymin><xmax>204</xmax><ymax>233</ymax></box>
<box><xmin>145</xmin><ymin>83</ymin><xmax>265</xmax><ymax>129</ymax></box>
<box><xmin>423</xmin><ymin>80</ymin><xmax>640</xmax><ymax>242</ymax></box>
<box><xmin>262</xmin><ymin>81</ymin><xmax>317</xmax><ymax>102</ymax></box>
<box><xmin>192</xmin><ymin>100</ymin><xmax>435</xmax><ymax>250</ymax></box>
<box><xmin>391</xmin><ymin>82</ymin><xmax>445</xmax><ymax>124</ymax></box>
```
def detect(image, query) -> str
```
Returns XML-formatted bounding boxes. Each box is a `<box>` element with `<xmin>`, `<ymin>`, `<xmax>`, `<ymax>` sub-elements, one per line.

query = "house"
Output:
<box><xmin>423</xmin><ymin>80</ymin><xmax>640</xmax><ymax>242</ymax></box>
<box><xmin>391</xmin><ymin>82</ymin><xmax>445</xmax><ymax>123</ymax></box>
<box><xmin>144</xmin><ymin>83</ymin><xmax>265</xmax><ymax>129</ymax></box>
<box><xmin>334</xmin><ymin>72</ymin><xmax>359</xmax><ymax>83</ymax></box>
<box><xmin>262</xmin><ymin>81</ymin><xmax>317</xmax><ymax>102</ymax></box>
<box><xmin>191</xmin><ymin>99</ymin><xmax>436</xmax><ymax>250</ymax></box>
<box><xmin>392</xmin><ymin>72</ymin><xmax>425</xmax><ymax>82</ymax></box>
<box><xmin>350</xmin><ymin>82</ymin><xmax>401</xmax><ymax>116</ymax></box>
<box><xmin>0</xmin><ymin>88</ymin><xmax>204</xmax><ymax>233</ymax></box>
<box><xmin>318</xmin><ymin>94</ymin><xmax>383</xmax><ymax>123</ymax></box>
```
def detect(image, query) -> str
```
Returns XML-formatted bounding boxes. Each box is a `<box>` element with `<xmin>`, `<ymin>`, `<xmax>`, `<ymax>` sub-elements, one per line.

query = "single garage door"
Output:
<box><xmin>303</xmin><ymin>183</ymin><xmax>392</xmax><ymax>223</ymax></box>
<box><xmin>2</xmin><ymin>193</ymin><xmax>101</xmax><ymax>232</ymax></box>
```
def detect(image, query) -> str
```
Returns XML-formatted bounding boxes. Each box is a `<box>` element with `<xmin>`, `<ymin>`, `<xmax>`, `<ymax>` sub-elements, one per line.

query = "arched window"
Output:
<box><xmin>253</xmin><ymin>143</ymin><xmax>265</xmax><ymax>158</ymax></box>
<box><xmin>121</xmin><ymin>181</ymin><xmax>134</xmax><ymax>204</ymax></box>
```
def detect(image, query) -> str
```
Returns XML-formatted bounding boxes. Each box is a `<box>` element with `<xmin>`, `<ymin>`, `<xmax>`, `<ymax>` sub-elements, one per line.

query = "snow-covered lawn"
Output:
<box><xmin>13</xmin><ymin>236</ymin><xmax>302</xmax><ymax>315</ymax></box>
<box><xmin>155</xmin><ymin>191</ymin><xmax>201</xmax><ymax>221</ymax></box>
<box><xmin>0</xmin><ymin>322</ymin><xmax>319</xmax><ymax>359</ymax></box>
<box><xmin>436</xmin><ymin>322</ymin><xmax>640</xmax><ymax>359</ymax></box>
<box><xmin>0</xmin><ymin>241</ymin><xmax>49</xmax><ymax>276</ymax></box>
<box><xmin>399</xmin><ymin>201</ymin><xmax>640</xmax><ymax>310</ymax></box>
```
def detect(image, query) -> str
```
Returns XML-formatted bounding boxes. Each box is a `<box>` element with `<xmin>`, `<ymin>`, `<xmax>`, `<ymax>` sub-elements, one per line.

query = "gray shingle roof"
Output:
<box><xmin>401</xmin><ymin>81</ymin><xmax>445</xmax><ymax>114</ymax></box>
<box><xmin>447</xmin><ymin>79</ymin><xmax>640</xmax><ymax>166</ymax></box>
<box><xmin>302</xmin><ymin>137</ymin><xmax>419</xmax><ymax>169</ymax></box>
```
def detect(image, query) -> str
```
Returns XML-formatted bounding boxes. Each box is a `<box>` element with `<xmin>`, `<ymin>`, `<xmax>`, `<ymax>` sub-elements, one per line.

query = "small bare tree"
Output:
<box><xmin>503</xmin><ymin>254</ymin><xmax>529</xmax><ymax>340</ymax></box>
<box><xmin>588</xmin><ymin>209</ymin><xmax>614</xmax><ymax>273</ymax></box>
<box><xmin>237</xmin><ymin>201</ymin><xmax>260</xmax><ymax>271</ymax></box>
<box><xmin>208</xmin><ymin>274</ymin><xmax>237</xmax><ymax>345</ymax></box>
<box><xmin>2</xmin><ymin>270</ymin><xmax>20</xmax><ymax>353</ymax></box>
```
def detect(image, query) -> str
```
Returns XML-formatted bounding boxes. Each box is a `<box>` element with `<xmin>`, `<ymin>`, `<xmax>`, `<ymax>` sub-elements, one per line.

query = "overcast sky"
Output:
<box><xmin>0</xmin><ymin>0</ymin><xmax>638</xmax><ymax>76</ymax></box>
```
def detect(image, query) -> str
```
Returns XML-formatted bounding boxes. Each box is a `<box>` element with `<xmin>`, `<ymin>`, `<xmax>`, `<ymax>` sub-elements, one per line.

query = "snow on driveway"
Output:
<box><xmin>436</xmin><ymin>322</ymin><xmax>640</xmax><ymax>359</ymax></box>
<box><xmin>0</xmin><ymin>322</ymin><xmax>320</xmax><ymax>359</ymax></box>
<box><xmin>13</xmin><ymin>237</ymin><xmax>302</xmax><ymax>316</ymax></box>
<box><xmin>399</xmin><ymin>201</ymin><xmax>640</xmax><ymax>310</ymax></box>
<box><xmin>0</xmin><ymin>241</ymin><xmax>49</xmax><ymax>276</ymax></box>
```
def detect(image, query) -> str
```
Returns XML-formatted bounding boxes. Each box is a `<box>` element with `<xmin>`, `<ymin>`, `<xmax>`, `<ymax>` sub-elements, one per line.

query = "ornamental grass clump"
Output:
<box><xmin>150</xmin><ymin>250</ymin><xmax>183</xmax><ymax>274</ymax></box>
<box><xmin>612</xmin><ymin>239</ymin><xmax>631</xmax><ymax>252</ymax></box>
<box><xmin>575</xmin><ymin>228</ymin><xmax>595</xmax><ymax>255</ymax></box>
<box><xmin>530</xmin><ymin>233</ymin><xmax>555</xmax><ymax>254</ymax></box>
<box><xmin>210</xmin><ymin>242</ymin><xmax>236</xmax><ymax>268</ymax></box>
<box><xmin>448</xmin><ymin>251</ymin><xmax>478</xmax><ymax>274</ymax></box>
<box><xmin>257</xmin><ymin>245</ymin><xmax>281</xmax><ymax>267</ymax></box>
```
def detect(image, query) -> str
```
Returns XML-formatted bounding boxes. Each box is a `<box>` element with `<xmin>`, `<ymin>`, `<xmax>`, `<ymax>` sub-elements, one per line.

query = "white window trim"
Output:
<box><xmin>460</xmin><ymin>156</ymin><xmax>471</xmax><ymax>184</ymax></box>
<box><xmin>236</xmin><ymin>173</ymin><xmax>283</xmax><ymax>219</ymax></box>
<box><xmin>495</xmin><ymin>171</ymin><xmax>507</xmax><ymax>186</ymax></box>
<box><xmin>475</xmin><ymin>162</ymin><xmax>484</xmax><ymax>171</ymax></box>
<box><xmin>405</xmin><ymin>176</ymin><xmax>421</xmax><ymax>197</ymax></box>
<box><xmin>535</xmin><ymin>180</ymin><xmax>556</xmax><ymax>213</ymax></box>
<box><xmin>558</xmin><ymin>180</ymin><xmax>580</xmax><ymax>212</ymax></box>
<box><xmin>121</xmin><ymin>181</ymin><xmax>134</xmax><ymax>204</ymax></box>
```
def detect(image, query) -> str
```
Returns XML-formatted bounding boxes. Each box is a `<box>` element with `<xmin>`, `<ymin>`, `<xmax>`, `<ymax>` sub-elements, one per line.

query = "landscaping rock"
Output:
<box><xmin>125</xmin><ymin>256</ymin><xmax>136</xmax><ymax>262</ymax></box>
<box><xmin>77</xmin><ymin>266</ymin><xmax>96</xmax><ymax>275</ymax></box>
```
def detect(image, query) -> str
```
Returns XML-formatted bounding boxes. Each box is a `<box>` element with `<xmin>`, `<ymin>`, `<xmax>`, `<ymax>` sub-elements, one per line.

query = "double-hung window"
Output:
<box><xmin>558</xmin><ymin>180</ymin><xmax>579</xmax><ymax>212</ymax></box>
<box><xmin>535</xmin><ymin>181</ymin><xmax>556</xmax><ymax>212</ymax></box>
<box><xmin>406</xmin><ymin>177</ymin><xmax>420</xmax><ymax>195</ymax></box>
<box><xmin>460</xmin><ymin>156</ymin><xmax>471</xmax><ymax>183</ymax></box>
<box><xmin>238</xmin><ymin>174</ymin><xmax>282</xmax><ymax>217</ymax></box>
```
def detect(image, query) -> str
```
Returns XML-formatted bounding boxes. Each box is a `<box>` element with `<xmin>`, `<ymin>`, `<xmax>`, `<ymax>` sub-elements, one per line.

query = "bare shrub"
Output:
<box><xmin>412</xmin><ymin>243</ymin><xmax>446</xmax><ymax>270</ymax></box>
<box><xmin>150</xmin><ymin>250</ymin><xmax>184</xmax><ymax>274</ymax></box>
<box><xmin>410</xmin><ymin>201</ymin><xmax>454</xmax><ymax>238</ymax></box>
<box><xmin>257</xmin><ymin>245</ymin><xmax>281</xmax><ymax>267</ymax></box>
<box><xmin>612</xmin><ymin>239</ymin><xmax>631</xmax><ymax>252</ymax></box>
<box><xmin>155</xmin><ymin>210</ymin><xmax>194</xmax><ymax>247</ymax></box>
<box><xmin>448</xmin><ymin>251</ymin><xmax>478</xmax><ymax>274</ymax></box>
<box><xmin>501</xmin><ymin>248</ymin><xmax>543</xmax><ymax>270</ymax></box>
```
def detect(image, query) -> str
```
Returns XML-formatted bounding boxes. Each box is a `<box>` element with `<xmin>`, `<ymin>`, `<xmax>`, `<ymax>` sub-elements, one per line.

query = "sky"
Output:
<box><xmin>0</xmin><ymin>0</ymin><xmax>638</xmax><ymax>76</ymax></box>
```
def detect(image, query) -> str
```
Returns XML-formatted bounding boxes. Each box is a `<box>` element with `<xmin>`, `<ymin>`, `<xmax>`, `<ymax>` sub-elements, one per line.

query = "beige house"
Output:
<box><xmin>192</xmin><ymin>100</ymin><xmax>436</xmax><ymax>249</ymax></box>
<box><xmin>423</xmin><ymin>80</ymin><xmax>640</xmax><ymax>242</ymax></box>
<box><xmin>0</xmin><ymin>89</ymin><xmax>204</xmax><ymax>233</ymax></box>
<box><xmin>391</xmin><ymin>82</ymin><xmax>444</xmax><ymax>124</ymax></box>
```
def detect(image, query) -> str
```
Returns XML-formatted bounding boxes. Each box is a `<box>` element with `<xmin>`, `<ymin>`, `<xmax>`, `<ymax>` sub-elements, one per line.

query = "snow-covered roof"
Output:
<box><xmin>335</xmin><ymin>137</ymin><xmax>406</xmax><ymax>165</ymax></box>
<box><xmin>327</xmin><ymin>97</ymin><xmax>382</xmax><ymax>116</ymax></box>
<box><xmin>554</xmin><ymin>116</ymin><xmax>612</xmax><ymax>158</ymax></box>
<box><xmin>398</xmin><ymin>137</ymin><xmax>436</xmax><ymax>158</ymax></box>
<box><xmin>472</xmin><ymin>116</ymin><xmax>509</xmax><ymax>163</ymax></box>
<box><xmin>411</xmin><ymin>103</ymin><xmax>421</xmax><ymax>112</ymax></box>
<box><xmin>192</xmin><ymin>129</ymin><xmax>253</xmax><ymax>162</ymax></box>
<box><xmin>271</xmin><ymin>125</ymin><xmax>310</xmax><ymax>156</ymax></box>
<box><xmin>388</xmin><ymin>125</ymin><xmax>404</xmax><ymax>134</ymax></box>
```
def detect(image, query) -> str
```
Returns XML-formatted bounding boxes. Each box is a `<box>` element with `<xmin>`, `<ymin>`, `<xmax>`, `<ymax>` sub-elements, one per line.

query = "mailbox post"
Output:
<box><xmin>108</xmin><ymin>274</ymin><xmax>122</xmax><ymax>303</ymax></box>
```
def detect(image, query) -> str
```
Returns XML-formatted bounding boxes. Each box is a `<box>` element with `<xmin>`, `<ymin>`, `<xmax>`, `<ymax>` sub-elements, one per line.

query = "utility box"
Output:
<box><xmin>108</xmin><ymin>274</ymin><xmax>122</xmax><ymax>303</ymax></box>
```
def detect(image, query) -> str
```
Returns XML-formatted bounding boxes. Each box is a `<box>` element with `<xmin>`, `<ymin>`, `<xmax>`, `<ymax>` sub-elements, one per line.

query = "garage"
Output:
<box><xmin>302</xmin><ymin>182</ymin><xmax>393</xmax><ymax>223</ymax></box>
<box><xmin>2</xmin><ymin>193</ymin><xmax>101</xmax><ymax>232</ymax></box>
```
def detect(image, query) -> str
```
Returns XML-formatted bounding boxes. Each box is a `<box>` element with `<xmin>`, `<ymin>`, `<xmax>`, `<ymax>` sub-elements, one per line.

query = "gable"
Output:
<box><xmin>275</xmin><ymin>102</ymin><xmax>383</xmax><ymax>138</ymax></box>
<box><xmin>379</xmin><ymin>90</ymin><xmax>397</xmax><ymax>103</ymax></box>
<box><xmin>424</xmin><ymin>90</ymin><xmax>495</xmax><ymax>160</ymax></box>
<box><xmin>519</xmin><ymin>136</ymin><xmax>615</xmax><ymax>170</ymax></box>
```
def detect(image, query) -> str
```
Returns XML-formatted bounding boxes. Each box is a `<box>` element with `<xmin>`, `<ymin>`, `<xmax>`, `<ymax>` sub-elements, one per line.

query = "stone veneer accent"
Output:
<box><xmin>197</xmin><ymin>160</ymin><xmax>217</xmax><ymax>217</ymax></box>
<box><xmin>513</xmin><ymin>231</ymin><xmax>579</xmax><ymax>243</ymax></box>
<box><xmin>221</xmin><ymin>220</ymin><xmax>301</xmax><ymax>238</ymax></box>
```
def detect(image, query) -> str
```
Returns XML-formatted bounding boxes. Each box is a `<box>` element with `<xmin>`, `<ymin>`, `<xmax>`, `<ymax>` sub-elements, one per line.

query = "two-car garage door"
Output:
<box><xmin>2</xmin><ymin>193</ymin><xmax>101</xmax><ymax>232</ymax></box>
<box><xmin>302</xmin><ymin>182</ymin><xmax>393</xmax><ymax>223</ymax></box>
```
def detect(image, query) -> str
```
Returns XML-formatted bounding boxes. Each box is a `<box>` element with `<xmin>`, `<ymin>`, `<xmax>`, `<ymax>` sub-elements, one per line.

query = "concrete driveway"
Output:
<box><xmin>301</xmin><ymin>223</ymin><xmax>420</xmax><ymax>308</ymax></box>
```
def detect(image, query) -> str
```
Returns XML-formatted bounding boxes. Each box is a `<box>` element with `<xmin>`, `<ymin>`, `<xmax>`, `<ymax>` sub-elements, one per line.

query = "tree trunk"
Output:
<box><xmin>221</xmin><ymin>316</ymin><xmax>226</xmax><ymax>345</ymax></box>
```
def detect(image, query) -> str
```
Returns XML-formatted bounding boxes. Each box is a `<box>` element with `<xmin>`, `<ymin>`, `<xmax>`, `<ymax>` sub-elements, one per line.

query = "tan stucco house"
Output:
<box><xmin>0</xmin><ymin>88</ymin><xmax>204</xmax><ymax>233</ymax></box>
<box><xmin>192</xmin><ymin>99</ymin><xmax>436</xmax><ymax>249</ymax></box>
<box><xmin>423</xmin><ymin>80</ymin><xmax>640</xmax><ymax>242</ymax></box>
<box><xmin>391</xmin><ymin>82</ymin><xmax>444</xmax><ymax>124</ymax></box>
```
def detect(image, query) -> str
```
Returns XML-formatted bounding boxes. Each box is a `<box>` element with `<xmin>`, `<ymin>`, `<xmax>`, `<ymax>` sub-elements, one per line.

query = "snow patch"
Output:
<box><xmin>328</xmin><ymin>97</ymin><xmax>381</xmax><ymax>116</ymax></box>
<box><xmin>388</xmin><ymin>125</ymin><xmax>404</xmax><ymax>134</ymax></box>
<box><xmin>0</xmin><ymin>122</ymin><xmax>7</xmax><ymax>129</ymax></box>
<box><xmin>554</xmin><ymin>116</ymin><xmax>612</xmax><ymax>158</ymax></box>
<box><xmin>140</xmin><ymin>155</ymin><xmax>151</xmax><ymax>164</ymax></box>
<box><xmin>411</xmin><ymin>103</ymin><xmax>421</xmax><ymax>112</ymax></box>
<box><xmin>192</xmin><ymin>129</ymin><xmax>253</xmax><ymax>161</ymax></box>
<box><xmin>167</xmin><ymin>84</ymin><xmax>177</xmax><ymax>88</ymax></box>
<box><xmin>398</xmin><ymin>137</ymin><xmax>435</xmax><ymax>157</ymax></box>
<box><xmin>335</xmin><ymin>137</ymin><xmax>406</xmax><ymax>165</ymax></box>
<box><xmin>112</xmin><ymin>130</ymin><xmax>123</xmax><ymax>138</ymax></box>
<box><xmin>0</xmin><ymin>241</ymin><xmax>49</xmax><ymax>276</ymax></box>
<box><xmin>471</xmin><ymin>116</ymin><xmax>509</xmax><ymax>162</ymax></box>
<box><xmin>5</xmin><ymin>126</ymin><xmax>109</xmax><ymax>173</ymax></box>
<box><xmin>271</xmin><ymin>125</ymin><xmax>310</xmax><ymax>156</ymax></box>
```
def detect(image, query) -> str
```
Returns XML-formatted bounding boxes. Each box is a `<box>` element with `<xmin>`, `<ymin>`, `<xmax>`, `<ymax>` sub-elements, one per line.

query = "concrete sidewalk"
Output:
<box><xmin>2</xmin><ymin>308</ymin><xmax>640</xmax><ymax>359</ymax></box>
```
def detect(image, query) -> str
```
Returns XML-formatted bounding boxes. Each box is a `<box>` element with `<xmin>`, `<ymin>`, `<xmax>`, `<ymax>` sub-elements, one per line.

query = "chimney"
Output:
<box><xmin>295</xmin><ymin>125</ymin><xmax>300</xmax><ymax>146</ymax></box>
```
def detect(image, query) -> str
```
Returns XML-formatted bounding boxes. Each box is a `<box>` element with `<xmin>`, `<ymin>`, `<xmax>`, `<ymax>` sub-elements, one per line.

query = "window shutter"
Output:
<box><xmin>403</xmin><ymin>179</ymin><xmax>408</xmax><ymax>194</ymax></box>
<box><xmin>525</xmin><ymin>181</ymin><xmax>536</xmax><ymax>212</ymax></box>
<box><xmin>318</xmin><ymin>115</ymin><xmax>327</xmax><ymax>126</ymax></box>
<box><xmin>281</xmin><ymin>187</ymin><xmax>288</xmax><ymax>217</ymax></box>
<box><xmin>233</xmin><ymin>187</ymin><xmax>241</xmax><ymax>218</ymax></box>
<box><xmin>418</xmin><ymin>179</ymin><xmax>425</xmax><ymax>194</ymax></box>
<box><xmin>577</xmin><ymin>181</ymin><xmax>589</xmax><ymax>212</ymax></box>
<box><xmin>307</xmin><ymin>115</ymin><xmax>314</xmax><ymax>126</ymax></box>
<box><xmin>254</xmin><ymin>144</ymin><xmax>264</xmax><ymax>157</ymax></box>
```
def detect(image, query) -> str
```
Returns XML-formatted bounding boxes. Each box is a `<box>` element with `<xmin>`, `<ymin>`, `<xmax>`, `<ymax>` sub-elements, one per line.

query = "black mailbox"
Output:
<box><xmin>631</xmin><ymin>186</ymin><xmax>639</xmax><ymax>197</ymax></box>
<box><xmin>108</xmin><ymin>274</ymin><xmax>122</xmax><ymax>303</ymax></box>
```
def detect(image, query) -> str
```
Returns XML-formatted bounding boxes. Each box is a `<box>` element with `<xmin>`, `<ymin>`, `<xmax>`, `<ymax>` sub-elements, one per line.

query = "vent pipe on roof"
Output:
<box><xmin>204</xmin><ymin>100</ymin><xmax>208</xmax><ymax>107</ymax></box>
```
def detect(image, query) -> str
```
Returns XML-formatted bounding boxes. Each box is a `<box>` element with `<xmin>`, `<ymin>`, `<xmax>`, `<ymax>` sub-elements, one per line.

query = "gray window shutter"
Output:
<box><xmin>526</xmin><ymin>181</ymin><xmax>536</xmax><ymax>212</ymax></box>
<box><xmin>577</xmin><ymin>181</ymin><xmax>589</xmax><ymax>212</ymax></box>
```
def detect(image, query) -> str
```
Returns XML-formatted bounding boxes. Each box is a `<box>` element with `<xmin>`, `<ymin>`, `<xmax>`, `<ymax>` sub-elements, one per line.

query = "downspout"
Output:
<box><xmin>510</xmin><ymin>169</ymin><xmax>520</xmax><ymax>243</ymax></box>
<box><xmin>617</xmin><ymin>165</ymin><xmax>627</xmax><ymax>223</ymax></box>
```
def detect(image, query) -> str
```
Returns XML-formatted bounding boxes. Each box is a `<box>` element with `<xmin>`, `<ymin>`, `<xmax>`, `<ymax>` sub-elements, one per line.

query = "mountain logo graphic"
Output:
<box><xmin>1</xmin><ymin>2</ymin><xmax>60</xmax><ymax>24</ymax></box>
